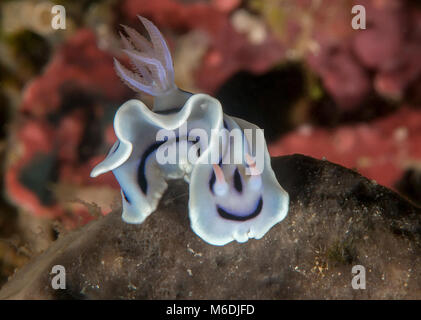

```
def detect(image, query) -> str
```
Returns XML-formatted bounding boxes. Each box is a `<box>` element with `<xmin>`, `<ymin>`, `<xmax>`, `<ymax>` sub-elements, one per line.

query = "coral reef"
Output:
<box><xmin>254</xmin><ymin>0</ymin><xmax>421</xmax><ymax>110</ymax></box>
<box><xmin>5</xmin><ymin>30</ymin><xmax>133</xmax><ymax>226</ymax></box>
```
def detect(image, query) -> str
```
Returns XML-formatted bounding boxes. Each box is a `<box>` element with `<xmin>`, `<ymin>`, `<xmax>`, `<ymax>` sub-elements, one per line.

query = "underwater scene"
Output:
<box><xmin>0</xmin><ymin>0</ymin><xmax>420</xmax><ymax>302</ymax></box>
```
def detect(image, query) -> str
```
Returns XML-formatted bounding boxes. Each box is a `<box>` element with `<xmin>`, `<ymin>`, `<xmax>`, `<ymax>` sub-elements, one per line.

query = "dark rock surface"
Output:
<box><xmin>0</xmin><ymin>155</ymin><xmax>420</xmax><ymax>299</ymax></box>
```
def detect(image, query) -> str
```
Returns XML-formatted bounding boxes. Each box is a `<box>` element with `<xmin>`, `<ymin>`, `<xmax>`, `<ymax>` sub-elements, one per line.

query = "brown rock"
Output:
<box><xmin>0</xmin><ymin>155</ymin><xmax>420</xmax><ymax>299</ymax></box>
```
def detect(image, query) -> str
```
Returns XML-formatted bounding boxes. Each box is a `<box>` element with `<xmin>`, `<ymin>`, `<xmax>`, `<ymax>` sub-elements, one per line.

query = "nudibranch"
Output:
<box><xmin>90</xmin><ymin>16</ymin><xmax>289</xmax><ymax>246</ymax></box>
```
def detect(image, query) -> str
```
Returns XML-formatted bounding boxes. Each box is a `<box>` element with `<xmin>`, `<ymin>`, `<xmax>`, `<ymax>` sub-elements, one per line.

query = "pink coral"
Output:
<box><xmin>306</xmin><ymin>0</ymin><xmax>421</xmax><ymax>108</ymax></box>
<box><xmin>352</xmin><ymin>0</ymin><xmax>421</xmax><ymax>99</ymax></box>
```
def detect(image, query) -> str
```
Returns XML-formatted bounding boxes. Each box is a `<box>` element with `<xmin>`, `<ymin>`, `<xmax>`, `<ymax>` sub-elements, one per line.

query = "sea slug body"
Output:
<box><xmin>91</xmin><ymin>16</ymin><xmax>289</xmax><ymax>246</ymax></box>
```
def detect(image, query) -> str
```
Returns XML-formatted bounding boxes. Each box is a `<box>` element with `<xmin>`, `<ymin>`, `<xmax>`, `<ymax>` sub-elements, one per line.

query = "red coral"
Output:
<box><xmin>269</xmin><ymin>107</ymin><xmax>421</xmax><ymax>188</ymax></box>
<box><xmin>6</xmin><ymin>30</ymin><xmax>131</xmax><ymax>226</ymax></box>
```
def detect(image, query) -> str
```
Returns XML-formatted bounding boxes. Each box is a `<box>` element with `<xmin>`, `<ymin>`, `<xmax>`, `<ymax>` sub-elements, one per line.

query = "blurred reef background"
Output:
<box><xmin>0</xmin><ymin>0</ymin><xmax>420</xmax><ymax>291</ymax></box>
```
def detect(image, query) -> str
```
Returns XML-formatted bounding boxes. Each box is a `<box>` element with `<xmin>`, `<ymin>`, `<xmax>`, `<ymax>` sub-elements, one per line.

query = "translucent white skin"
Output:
<box><xmin>188</xmin><ymin>116</ymin><xmax>289</xmax><ymax>245</ymax></box>
<box><xmin>90</xmin><ymin>16</ymin><xmax>289</xmax><ymax>245</ymax></box>
<box><xmin>91</xmin><ymin>94</ymin><xmax>225</xmax><ymax>224</ymax></box>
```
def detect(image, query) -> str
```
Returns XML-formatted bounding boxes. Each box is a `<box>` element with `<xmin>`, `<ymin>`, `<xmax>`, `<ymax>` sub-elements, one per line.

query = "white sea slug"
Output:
<box><xmin>91</xmin><ymin>16</ymin><xmax>289</xmax><ymax>246</ymax></box>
